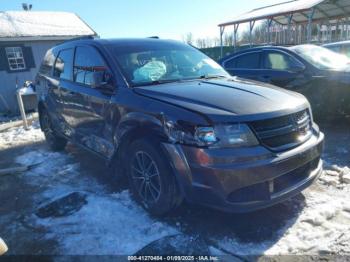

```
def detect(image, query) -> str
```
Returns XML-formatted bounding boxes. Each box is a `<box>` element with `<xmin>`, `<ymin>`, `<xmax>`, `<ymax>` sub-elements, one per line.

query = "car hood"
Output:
<box><xmin>134</xmin><ymin>77</ymin><xmax>309</xmax><ymax>123</ymax></box>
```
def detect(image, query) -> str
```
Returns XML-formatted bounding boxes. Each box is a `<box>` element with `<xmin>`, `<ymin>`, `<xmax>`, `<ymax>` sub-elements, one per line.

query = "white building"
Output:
<box><xmin>0</xmin><ymin>11</ymin><xmax>97</xmax><ymax>114</ymax></box>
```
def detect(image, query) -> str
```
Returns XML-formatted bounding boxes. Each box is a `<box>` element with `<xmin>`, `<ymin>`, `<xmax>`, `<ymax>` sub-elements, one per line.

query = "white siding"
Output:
<box><xmin>0</xmin><ymin>40</ymin><xmax>61</xmax><ymax>113</ymax></box>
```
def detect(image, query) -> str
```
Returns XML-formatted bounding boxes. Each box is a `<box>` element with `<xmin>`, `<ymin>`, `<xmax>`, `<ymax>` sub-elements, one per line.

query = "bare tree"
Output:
<box><xmin>223</xmin><ymin>33</ymin><xmax>234</xmax><ymax>46</ymax></box>
<box><xmin>182</xmin><ymin>32</ymin><xmax>194</xmax><ymax>45</ymax></box>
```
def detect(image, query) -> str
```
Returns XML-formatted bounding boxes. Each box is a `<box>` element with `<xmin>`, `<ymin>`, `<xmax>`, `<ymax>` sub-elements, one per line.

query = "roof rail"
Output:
<box><xmin>148</xmin><ymin>36</ymin><xmax>159</xmax><ymax>39</ymax></box>
<box><xmin>62</xmin><ymin>35</ymin><xmax>96</xmax><ymax>43</ymax></box>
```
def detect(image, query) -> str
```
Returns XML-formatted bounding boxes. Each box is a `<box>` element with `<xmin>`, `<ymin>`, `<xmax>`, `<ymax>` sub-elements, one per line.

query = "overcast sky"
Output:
<box><xmin>2</xmin><ymin>0</ymin><xmax>284</xmax><ymax>40</ymax></box>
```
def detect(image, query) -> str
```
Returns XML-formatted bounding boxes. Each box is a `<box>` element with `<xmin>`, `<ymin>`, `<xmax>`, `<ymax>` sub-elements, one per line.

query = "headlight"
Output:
<box><xmin>166</xmin><ymin>121</ymin><xmax>259</xmax><ymax>148</ymax></box>
<box><xmin>213</xmin><ymin>124</ymin><xmax>259</xmax><ymax>148</ymax></box>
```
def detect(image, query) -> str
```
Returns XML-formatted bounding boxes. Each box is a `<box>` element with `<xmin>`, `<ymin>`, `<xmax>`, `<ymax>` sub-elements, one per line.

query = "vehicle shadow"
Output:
<box><xmin>163</xmin><ymin>195</ymin><xmax>305</xmax><ymax>254</ymax></box>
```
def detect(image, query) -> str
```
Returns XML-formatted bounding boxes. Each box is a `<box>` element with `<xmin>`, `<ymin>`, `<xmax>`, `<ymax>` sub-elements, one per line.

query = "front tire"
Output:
<box><xmin>127</xmin><ymin>139</ymin><xmax>182</xmax><ymax>216</ymax></box>
<box><xmin>40</xmin><ymin>109</ymin><xmax>67</xmax><ymax>151</ymax></box>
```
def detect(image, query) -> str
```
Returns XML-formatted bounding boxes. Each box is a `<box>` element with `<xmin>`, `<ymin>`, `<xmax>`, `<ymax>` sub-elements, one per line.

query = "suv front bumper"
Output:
<box><xmin>163</xmin><ymin>132</ymin><xmax>324</xmax><ymax>212</ymax></box>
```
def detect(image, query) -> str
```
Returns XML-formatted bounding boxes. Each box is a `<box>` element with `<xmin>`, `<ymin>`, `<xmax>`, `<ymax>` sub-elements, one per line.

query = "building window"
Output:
<box><xmin>5</xmin><ymin>47</ymin><xmax>26</xmax><ymax>71</ymax></box>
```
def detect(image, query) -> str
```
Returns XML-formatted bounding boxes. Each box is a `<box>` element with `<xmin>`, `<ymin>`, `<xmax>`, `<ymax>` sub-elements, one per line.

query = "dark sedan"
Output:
<box><xmin>220</xmin><ymin>45</ymin><xmax>350</xmax><ymax>121</ymax></box>
<box><xmin>323</xmin><ymin>40</ymin><xmax>350</xmax><ymax>58</ymax></box>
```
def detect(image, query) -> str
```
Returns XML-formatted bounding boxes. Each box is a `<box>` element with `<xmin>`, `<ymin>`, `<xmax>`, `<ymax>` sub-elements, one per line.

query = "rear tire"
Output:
<box><xmin>127</xmin><ymin>139</ymin><xmax>182</xmax><ymax>216</ymax></box>
<box><xmin>40</xmin><ymin>109</ymin><xmax>67</xmax><ymax>151</ymax></box>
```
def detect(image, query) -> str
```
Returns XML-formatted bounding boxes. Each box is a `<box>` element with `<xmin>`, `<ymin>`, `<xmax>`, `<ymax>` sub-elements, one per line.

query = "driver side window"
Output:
<box><xmin>264</xmin><ymin>51</ymin><xmax>302</xmax><ymax>70</ymax></box>
<box><xmin>73</xmin><ymin>46</ymin><xmax>110</xmax><ymax>87</ymax></box>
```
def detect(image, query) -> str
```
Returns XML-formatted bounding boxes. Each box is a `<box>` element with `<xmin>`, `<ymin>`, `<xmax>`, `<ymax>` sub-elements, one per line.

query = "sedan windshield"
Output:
<box><xmin>291</xmin><ymin>45</ymin><xmax>350</xmax><ymax>70</ymax></box>
<box><xmin>108</xmin><ymin>41</ymin><xmax>230</xmax><ymax>86</ymax></box>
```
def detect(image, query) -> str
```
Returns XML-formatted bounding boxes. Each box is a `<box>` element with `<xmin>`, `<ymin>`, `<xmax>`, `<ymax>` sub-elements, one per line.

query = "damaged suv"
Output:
<box><xmin>36</xmin><ymin>38</ymin><xmax>324</xmax><ymax>216</ymax></box>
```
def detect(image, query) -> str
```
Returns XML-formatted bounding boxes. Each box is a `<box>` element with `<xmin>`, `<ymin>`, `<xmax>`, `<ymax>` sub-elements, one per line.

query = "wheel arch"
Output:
<box><xmin>110</xmin><ymin>112</ymin><xmax>168</xmax><ymax>168</ymax></box>
<box><xmin>109</xmin><ymin>112</ymin><xmax>186</xmax><ymax>199</ymax></box>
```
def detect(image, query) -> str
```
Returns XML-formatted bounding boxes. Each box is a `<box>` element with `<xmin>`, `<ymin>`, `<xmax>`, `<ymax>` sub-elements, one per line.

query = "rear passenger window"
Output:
<box><xmin>53</xmin><ymin>49</ymin><xmax>74</xmax><ymax>80</ymax></box>
<box><xmin>327</xmin><ymin>46</ymin><xmax>341</xmax><ymax>53</ymax></box>
<box><xmin>225</xmin><ymin>52</ymin><xmax>260</xmax><ymax>69</ymax></box>
<box><xmin>73</xmin><ymin>46</ymin><xmax>107</xmax><ymax>86</ymax></box>
<box><xmin>39</xmin><ymin>49</ymin><xmax>55</xmax><ymax>76</ymax></box>
<box><xmin>343</xmin><ymin>46</ymin><xmax>350</xmax><ymax>58</ymax></box>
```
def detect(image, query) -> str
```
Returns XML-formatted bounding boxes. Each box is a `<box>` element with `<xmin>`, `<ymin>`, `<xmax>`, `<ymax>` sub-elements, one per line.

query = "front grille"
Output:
<box><xmin>250</xmin><ymin>109</ymin><xmax>312</xmax><ymax>151</ymax></box>
<box><xmin>227</xmin><ymin>157</ymin><xmax>320</xmax><ymax>203</ymax></box>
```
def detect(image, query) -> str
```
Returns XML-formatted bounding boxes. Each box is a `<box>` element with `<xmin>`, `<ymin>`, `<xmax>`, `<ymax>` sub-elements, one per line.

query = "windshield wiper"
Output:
<box><xmin>133</xmin><ymin>79</ymin><xmax>181</xmax><ymax>87</ymax></box>
<box><xmin>198</xmin><ymin>74</ymin><xmax>228</xmax><ymax>80</ymax></box>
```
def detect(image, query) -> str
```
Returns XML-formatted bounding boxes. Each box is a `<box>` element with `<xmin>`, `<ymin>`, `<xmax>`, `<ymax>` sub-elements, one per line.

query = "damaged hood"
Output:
<box><xmin>134</xmin><ymin>77</ymin><xmax>309</xmax><ymax>122</ymax></box>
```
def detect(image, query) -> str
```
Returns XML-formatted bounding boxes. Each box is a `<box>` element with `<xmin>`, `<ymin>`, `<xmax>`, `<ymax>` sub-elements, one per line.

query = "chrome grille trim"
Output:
<box><xmin>249</xmin><ymin>109</ymin><xmax>312</xmax><ymax>151</ymax></box>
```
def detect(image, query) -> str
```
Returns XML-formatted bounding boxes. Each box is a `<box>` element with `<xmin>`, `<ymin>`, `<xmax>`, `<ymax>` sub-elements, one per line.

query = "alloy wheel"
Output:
<box><xmin>131</xmin><ymin>151</ymin><xmax>162</xmax><ymax>204</ymax></box>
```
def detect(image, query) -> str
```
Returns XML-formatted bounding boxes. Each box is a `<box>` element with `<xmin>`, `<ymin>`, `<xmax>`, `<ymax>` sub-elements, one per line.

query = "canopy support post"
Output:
<box><xmin>336</xmin><ymin>20</ymin><xmax>340</xmax><ymax>41</ymax></box>
<box><xmin>340</xmin><ymin>20</ymin><xmax>344</xmax><ymax>40</ymax></box>
<box><xmin>234</xmin><ymin>24</ymin><xmax>239</xmax><ymax>51</ymax></box>
<box><xmin>220</xmin><ymin>26</ymin><xmax>225</xmax><ymax>59</ymax></box>
<box><xmin>267</xmin><ymin>18</ymin><xmax>273</xmax><ymax>44</ymax></box>
<box><xmin>307</xmin><ymin>7</ymin><xmax>315</xmax><ymax>43</ymax></box>
<box><xmin>249</xmin><ymin>20</ymin><xmax>255</xmax><ymax>47</ymax></box>
<box><xmin>287</xmin><ymin>14</ymin><xmax>293</xmax><ymax>44</ymax></box>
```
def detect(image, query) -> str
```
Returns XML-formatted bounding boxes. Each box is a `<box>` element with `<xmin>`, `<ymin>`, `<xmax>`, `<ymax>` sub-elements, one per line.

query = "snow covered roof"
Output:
<box><xmin>219</xmin><ymin>0</ymin><xmax>350</xmax><ymax>26</ymax></box>
<box><xmin>0</xmin><ymin>11</ymin><xmax>97</xmax><ymax>41</ymax></box>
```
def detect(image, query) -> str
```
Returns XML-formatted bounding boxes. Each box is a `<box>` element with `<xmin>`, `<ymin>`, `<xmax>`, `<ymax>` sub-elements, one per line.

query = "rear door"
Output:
<box><xmin>222</xmin><ymin>51</ymin><xmax>262</xmax><ymax>81</ymax></box>
<box><xmin>52</xmin><ymin>48</ymin><xmax>75</xmax><ymax>134</ymax></box>
<box><xmin>260</xmin><ymin>50</ymin><xmax>306</xmax><ymax>89</ymax></box>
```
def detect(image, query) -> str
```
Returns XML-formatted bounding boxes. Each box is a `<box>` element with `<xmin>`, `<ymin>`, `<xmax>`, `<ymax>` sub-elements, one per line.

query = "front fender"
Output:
<box><xmin>114</xmin><ymin>111</ymin><xmax>167</xmax><ymax>148</ymax></box>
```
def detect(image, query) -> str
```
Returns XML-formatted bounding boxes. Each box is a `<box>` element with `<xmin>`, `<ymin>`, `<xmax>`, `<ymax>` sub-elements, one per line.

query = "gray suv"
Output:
<box><xmin>36</xmin><ymin>38</ymin><xmax>324</xmax><ymax>216</ymax></box>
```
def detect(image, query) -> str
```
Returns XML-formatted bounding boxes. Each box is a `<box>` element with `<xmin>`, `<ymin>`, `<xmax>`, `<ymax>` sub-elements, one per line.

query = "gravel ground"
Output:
<box><xmin>0</xmin><ymin>121</ymin><xmax>349</xmax><ymax>257</ymax></box>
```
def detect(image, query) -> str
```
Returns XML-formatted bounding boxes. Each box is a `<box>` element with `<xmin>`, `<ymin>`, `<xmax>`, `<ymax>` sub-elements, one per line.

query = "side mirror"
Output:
<box><xmin>91</xmin><ymin>71</ymin><xmax>115</xmax><ymax>94</ymax></box>
<box><xmin>290</xmin><ymin>64</ymin><xmax>306</xmax><ymax>73</ymax></box>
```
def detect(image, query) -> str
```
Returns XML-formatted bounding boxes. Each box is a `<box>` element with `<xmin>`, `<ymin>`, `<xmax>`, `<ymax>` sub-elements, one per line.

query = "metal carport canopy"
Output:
<box><xmin>218</xmin><ymin>0</ymin><xmax>350</xmax><ymax>26</ymax></box>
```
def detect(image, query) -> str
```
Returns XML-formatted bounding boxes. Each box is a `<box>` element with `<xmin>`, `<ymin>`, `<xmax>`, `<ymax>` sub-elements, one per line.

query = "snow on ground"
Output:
<box><xmin>1</xmin><ymin>122</ymin><xmax>350</xmax><ymax>255</ymax></box>
<box><xmin>1</xmin><ymin>122</ymin><xmax>178</xmax><ymax>255</ymax></box>
<box><xmin>217</xmin><ymin>162</ymin><xmax>350</xmax><ymax>255</ymax></box>
<box><xmin>0</xmin><ymin>120</ymin><xmax>43</xmax><ymax>150</ymax></box>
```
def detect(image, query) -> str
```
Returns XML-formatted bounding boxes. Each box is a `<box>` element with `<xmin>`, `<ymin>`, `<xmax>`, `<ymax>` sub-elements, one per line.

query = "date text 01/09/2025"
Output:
<box><xmin>127</xmin><ymin>255</ymin><xmax>219</xmax><ymax>261</ymax></box>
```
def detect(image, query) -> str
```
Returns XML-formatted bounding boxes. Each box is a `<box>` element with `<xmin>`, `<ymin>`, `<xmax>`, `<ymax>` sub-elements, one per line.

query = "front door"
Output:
<box><xmin>64</xmin><ymin>45</ymin><xmax>116</xmax><ymax>157</ymax></box>
<box><xmin>260</xmin><ymin>50</ymin><xmax>306</xmax><ymax>89</ymax></box>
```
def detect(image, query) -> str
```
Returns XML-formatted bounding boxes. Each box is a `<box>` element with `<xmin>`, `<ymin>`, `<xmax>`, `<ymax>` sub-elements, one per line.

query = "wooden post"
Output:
<box><xmin>16</xmin><ymin>90</ymin><xmax>28</xmax><ymax>130</ymax></box>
